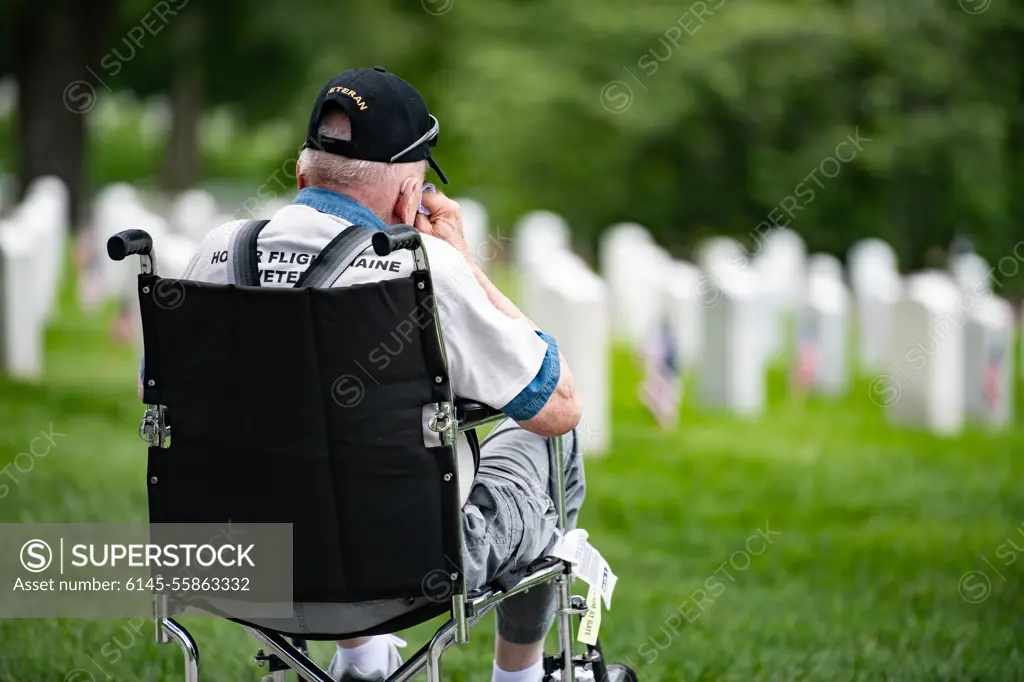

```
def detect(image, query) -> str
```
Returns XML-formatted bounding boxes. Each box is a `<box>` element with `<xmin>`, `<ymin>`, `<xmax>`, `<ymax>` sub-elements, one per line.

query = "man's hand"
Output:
<box><xmin>414</xmin><ymin>188</ymin><xmax>472</xmax><ymax>260</ymax></box>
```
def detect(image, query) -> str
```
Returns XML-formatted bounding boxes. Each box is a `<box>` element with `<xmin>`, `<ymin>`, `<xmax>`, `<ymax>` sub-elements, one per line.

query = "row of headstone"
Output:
<box><xmin>796</xmin><ymin>253</ymin><xmax>850</xmax><ymax>396</ymax></box>
<box><xmin>944</xmin><ymin>246</ymin><xmax>1015</xmax><ymax>428</ymax></box>
<box><xmin>595</xmin><ymin>220</ymin><xmax>1024</xmax><ymax>436</ymax></box>
<box><xmin>848</xmin><ymin>237</ymin><xmax>902</xmax><ymax>371</ymax></box>
<box><xmin>0</xmin><ymin>176</ymin><xmax>69</xmax><ymax>380</ymax></box>
<box><xmin>875</xmin><ymin>236</ymin><xmax>1017</xmax><ymax>434</ymax></box>
<box><xmin>695</xmin><ymin>236</ymin><xmax>767</xmax><ymax>415</ymax></box>
<box><xmin>515</xmin><ymin>211</ymin><xmax>610</xmax><ymax>454</ymax></box>
<box><xmin>754</xmin><ymin>228</ymin><xmax>807</xmax><ymax>361</ymax></box>
<box><xmin>81</xmin><ymin>185</ymin><xmax>199</xmax><ymax>350</ymax></box>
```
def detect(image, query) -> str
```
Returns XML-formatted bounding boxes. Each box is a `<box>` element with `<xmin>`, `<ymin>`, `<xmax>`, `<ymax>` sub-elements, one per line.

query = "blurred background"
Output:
<box><xmin>1</xmin><ymin>0</ymin><xmax>1023</xmax><ymax>680</ymax></box>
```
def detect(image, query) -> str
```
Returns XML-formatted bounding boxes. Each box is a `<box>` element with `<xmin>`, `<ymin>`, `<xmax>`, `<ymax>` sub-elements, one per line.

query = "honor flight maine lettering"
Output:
<box><xmin>207</xmin><ymin>249</ymin><xmax>401</xmax><ymax>284</ymax></box>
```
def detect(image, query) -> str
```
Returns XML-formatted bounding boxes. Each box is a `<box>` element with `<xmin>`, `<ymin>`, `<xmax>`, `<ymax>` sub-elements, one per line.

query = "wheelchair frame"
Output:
<box><xmin>115</xmin><ymin>228</ymin><xmax>587</xmax><ymax>682</ymax></box>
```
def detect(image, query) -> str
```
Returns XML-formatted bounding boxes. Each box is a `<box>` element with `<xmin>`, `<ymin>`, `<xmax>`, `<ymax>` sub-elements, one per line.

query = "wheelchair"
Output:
<box><xmin>106</xmin><ymin>223</ymin><xmax>636</xmax><ymax>682</ymax></box>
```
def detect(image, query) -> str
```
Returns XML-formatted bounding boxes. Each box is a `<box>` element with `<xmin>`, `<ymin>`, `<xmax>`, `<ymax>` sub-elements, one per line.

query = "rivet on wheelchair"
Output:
<box><xmin>107</xmin><ymin>225</ymin><xmax>636</xmax><ymax>681</ymax></box>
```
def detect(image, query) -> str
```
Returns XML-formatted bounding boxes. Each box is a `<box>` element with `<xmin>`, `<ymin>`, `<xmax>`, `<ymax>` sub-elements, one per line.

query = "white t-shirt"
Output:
<box><xmin>178</xmin><ymin>188</ymin><xmax>557</xmax><ymax>503</ymax></box>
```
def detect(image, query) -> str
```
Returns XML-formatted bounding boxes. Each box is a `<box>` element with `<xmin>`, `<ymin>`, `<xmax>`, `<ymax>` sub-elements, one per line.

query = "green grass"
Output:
<box><xmin>0</xmin><ymin>271</ymin><xmax>1022</xmax><ymax>681</ymax></box>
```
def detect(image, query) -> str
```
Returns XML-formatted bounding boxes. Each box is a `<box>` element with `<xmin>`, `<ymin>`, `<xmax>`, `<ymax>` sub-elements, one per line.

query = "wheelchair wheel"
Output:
<box><xmin>602</xmin><ymin>663</ymin><xmax>638</xmax><ymax>681</ymax></box>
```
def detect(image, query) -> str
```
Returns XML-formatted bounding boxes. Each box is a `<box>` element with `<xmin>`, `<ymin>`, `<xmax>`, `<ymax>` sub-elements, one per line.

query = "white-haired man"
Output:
<box><xmin>167</xmin><ymin>68</ymin><xmax>587</xmax><ymax>682</ymax></box>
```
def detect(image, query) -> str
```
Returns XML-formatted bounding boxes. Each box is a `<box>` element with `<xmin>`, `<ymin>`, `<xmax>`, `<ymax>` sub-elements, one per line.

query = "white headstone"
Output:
<box><xmin>963</xmin><ymin>295</ymin><xmax>1014</xmax><ymax>428</ymax></box>
<box><xmin>757</xmin><ymin>228</ymin><xmax>806</xmax><ymax>311</ymax></box>
<box><xmin>91</xmin><ymin>184</ymin><xmax>144</xmax><ymax>304</ymax></box>
<box><xmin>884</xmin><ymin>270</ymin><xmax>964</xmax><ymax>435</ymax></box>
<box><xmin>807</xmin><ymin>253</ymin><xmax>844</xmax><ymax>282</ymax></box>
<box><xmin>116</xmin><ymin>208</ymin><xmax>197</xmax><ymax>349</ymax></box>
<box><xmin>849</xmin><ymin>238</ymin><xmax>901</xmax><ymax>370</ymax></box>
<box><xmin>698</xmin><ymin>236</ymin><xmax>748</xmax><ymax>280</ymax></box>
<box><xmin>0</xmin><ymin>220</ymin><xmax>44</xmax><ymax>379</ymax></box>
<box><xmin>600</xmin><ymin>224</ymin><xmax>651</xmax><ymax>331</ymax></box>
<box><xmin>696</xmin><ymin>257</ymin><xmax>765</xmax><ymax>416</ymax></box>
<box><xmin>949</xmin><ymin>251</ymin><xmax>992</xmax><ymax>297</ymax></box>
<box><xmin>170</xmin><ymin>188</ymin><xmax>219</xmax><ymax>243</ymax></box>
<box><xmin>599</xmin><ymin>223</ymin><xmax>670</xmax><ymax>349</ymax></box>
<box><xmin>17</xmin><ymin>176</ymin><xmax>69</xmax><ymax>324</ymax></box>
<box><xmin>754</xmin><ymin>229</ymin><xmax>807</xmax><ymax>361</ymax></box>
<box><xmin>526</xmin><ymin>251</ymin><xmax>610</xmax><ymax>455</ymax></box>
<box><xmin>454</xmin><ymin>198</ymin><xmax>492</xmax><ymax>272</ymax></box>
<box><xmin>662</xmin><ymin>259</ymin><xmax>702</xmax><ymax>369</ymax></box>
<box><xmin>795</xmin><ymin>261</ymin><xmax>850</xmax><ymax>396</ymax></box>
<box><xmin>514</xmin><ymin>211</ymin><xmax>570</xmax><ymax>275</ymax></box>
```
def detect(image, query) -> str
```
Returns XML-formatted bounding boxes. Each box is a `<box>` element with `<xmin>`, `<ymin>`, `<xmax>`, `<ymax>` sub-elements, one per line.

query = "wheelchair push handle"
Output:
<box><xmin>107</xmin><ymin>229</ymin><xmax>154</xmax><ymax>261</ymax></box>
<box><xmin>372</xmin><ymin>224</ymin><xmax>421</xmax><ymax>256</ymax></box>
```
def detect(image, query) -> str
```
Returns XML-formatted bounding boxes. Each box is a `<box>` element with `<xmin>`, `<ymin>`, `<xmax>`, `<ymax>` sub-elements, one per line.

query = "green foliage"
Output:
<box><xmin>0</xmin><ymin>270</ymin><xmax>1022</xmax><ymax>680</ymax></box>
<box><xmin>4</xmin><ymin>0</ymin><xmax>1023</xmax><ymax>285</ymax></box>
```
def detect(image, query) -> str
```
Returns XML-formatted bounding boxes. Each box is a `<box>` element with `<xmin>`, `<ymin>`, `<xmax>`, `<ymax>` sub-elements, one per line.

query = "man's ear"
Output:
<box><xmin>393</xmin><ymin>177</ymin><xmax>421</xmax><ymax>226</ymax></box>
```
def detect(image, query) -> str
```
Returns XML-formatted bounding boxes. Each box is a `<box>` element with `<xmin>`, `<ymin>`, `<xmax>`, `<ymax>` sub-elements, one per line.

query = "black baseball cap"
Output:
<box><xmin>302</xmin><ymin>66</ymin><xmax>448</xmax><ymax>184</ymax></box>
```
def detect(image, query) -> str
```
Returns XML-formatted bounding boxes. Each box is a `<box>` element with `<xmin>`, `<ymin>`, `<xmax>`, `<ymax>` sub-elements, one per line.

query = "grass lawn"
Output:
<box><xmin>0</xmin><ymin>272</ymin><xmax>1022</xmax><ymax>681</ymax></box>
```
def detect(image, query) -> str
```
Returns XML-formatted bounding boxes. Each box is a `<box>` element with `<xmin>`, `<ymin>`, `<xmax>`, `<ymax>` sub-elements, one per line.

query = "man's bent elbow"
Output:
<box><xmin>519</xmin><ymin>394</ymin><xmax>582</xmax><ymax>438</ymax></box>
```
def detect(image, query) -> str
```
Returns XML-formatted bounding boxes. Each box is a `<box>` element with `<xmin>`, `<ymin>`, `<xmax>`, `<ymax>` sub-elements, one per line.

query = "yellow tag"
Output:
<box><xmin>577</xmin><ymin>584</ymin><xmax>602</xmax><ymax>646</ymax></box>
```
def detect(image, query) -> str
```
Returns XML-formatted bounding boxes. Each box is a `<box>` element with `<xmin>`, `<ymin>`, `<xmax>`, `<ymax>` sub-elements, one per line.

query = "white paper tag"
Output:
<box><xmin>549</xmin><ymin>528</ymin><xmax>617</xmax><ymax>610</ymax></box>
<box><xmin>550</xmin><ymin>528</ymin><xmax>590</xmax><ymax>564</ymax></box>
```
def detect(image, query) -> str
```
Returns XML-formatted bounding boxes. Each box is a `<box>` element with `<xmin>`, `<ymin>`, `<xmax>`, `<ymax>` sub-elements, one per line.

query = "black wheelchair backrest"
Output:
<box><xmin>137</xmin><ymin>271</ymin><xmax>463</xmax><ymax>604</ymax></box>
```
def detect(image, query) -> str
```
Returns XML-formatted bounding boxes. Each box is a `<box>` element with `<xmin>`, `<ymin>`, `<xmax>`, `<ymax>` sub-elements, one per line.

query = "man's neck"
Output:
<box><xmin>314</xmin><ymin>183</ymin><xmax>391</xmax><ymax>225</ymax></box>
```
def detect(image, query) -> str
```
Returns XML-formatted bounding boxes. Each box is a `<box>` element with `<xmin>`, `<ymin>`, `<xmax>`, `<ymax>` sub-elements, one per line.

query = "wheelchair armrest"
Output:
<box><xmin>455</xmin><ymin>399</ymin><xmax>503</xmax><ymax>428</ymax></box>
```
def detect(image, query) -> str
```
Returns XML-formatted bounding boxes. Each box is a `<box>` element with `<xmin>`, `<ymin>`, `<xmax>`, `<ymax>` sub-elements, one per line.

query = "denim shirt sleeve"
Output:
<box><xmin>500</xmin><ymin>331</ymin><xmax>560</xmax><ymax>421</ymax></box>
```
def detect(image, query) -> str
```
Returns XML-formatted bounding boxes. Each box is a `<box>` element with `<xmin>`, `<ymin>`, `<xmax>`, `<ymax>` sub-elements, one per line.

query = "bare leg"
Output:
<box><xmin>495</xmin><ymin>635</ymin><xmax>544</xmax><ymax>672</ymax></box>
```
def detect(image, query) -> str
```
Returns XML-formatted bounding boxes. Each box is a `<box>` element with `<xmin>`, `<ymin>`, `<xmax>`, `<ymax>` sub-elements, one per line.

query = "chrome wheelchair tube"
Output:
<box><xmin>243</xmin><ymin>627</ymin><xmax>335</xmax><ymax>682</ymax></box>
<box><xmin>550</xmin><ymin>433</ymin><xmax>575</xmax><ymax>679</ymax></box>
<box><xmin>158</xmin><ymin>618</ymin><xmax>200</xmax><ymax>682</ymax></box>
<box><xmin>555</xmin><ymin>576</ymin><xmax>576</xmax><ymax>682</ymax></box>
<box><xmin>456</xmin><ymin>412</ymin><xmax>506</xmax><ymax>433</ymax></box>
<box><xmin>140</xmin><ymin>252</ymin><xmax>156</xmax><ymax>276</ymax></box>
<box><xmin>387</xmin><ymin>593</ymin><xmax>508</xmax><ymax>682</ymax></box>
<box><xmin>424</xmin><ymin>620</ymin><xmax>455</xmax><ymax>682</ymax></box>
<box><xmin>452</xmin><ymin>592</ymin><xmax>469</xmax><ymax>644</ymax></box>
<box><xmin>551</xmin><ymin>433</ymin><xmax>569</xmax><ymax>531</ymax></box>
<box><xmin>470</xmin><ymin>562</ymin><xmax>565</xmax><ymax>612</ymax></box>
<box><xmin>413</xmin><ymin>239</ymin><xmax>474</xmax><ymax>649</ymax></box>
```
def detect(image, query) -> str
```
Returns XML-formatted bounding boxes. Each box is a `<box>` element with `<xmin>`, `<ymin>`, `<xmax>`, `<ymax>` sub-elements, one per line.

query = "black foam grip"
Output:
<box><xmin>372</xmin><ymin>225</ymin><xmax>421</xmax><ymax>256</ymax></box>
<box><xmin>455</xmin><ymin>399</ymin><xmax>502</xmax><ymax>423</ymax></box>
<box><xmin>107</xmin><ymin>230</ymin><xmax>153</xmax><ymax>261</ymax></box>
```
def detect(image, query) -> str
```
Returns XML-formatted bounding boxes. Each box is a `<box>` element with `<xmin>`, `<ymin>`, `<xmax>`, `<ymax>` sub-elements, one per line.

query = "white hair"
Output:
<box><xmin>297</xmin><ymin>110</ymin><xmax>426</xmax><ymax>190</ymax></box>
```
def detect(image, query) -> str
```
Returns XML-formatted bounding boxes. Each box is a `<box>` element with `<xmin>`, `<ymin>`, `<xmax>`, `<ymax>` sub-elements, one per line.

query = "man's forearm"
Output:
<box><xmin>460</xmin><ymin>249</ymin><xmax>581</xmax><ymax>430</ymax></box>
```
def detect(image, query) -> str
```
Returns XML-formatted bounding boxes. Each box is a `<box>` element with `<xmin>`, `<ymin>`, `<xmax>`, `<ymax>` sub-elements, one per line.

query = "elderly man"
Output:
<box><xmin>168</xmin><ymin>67</ymin><xmax>586</xmax><ymax>682</ymax></box>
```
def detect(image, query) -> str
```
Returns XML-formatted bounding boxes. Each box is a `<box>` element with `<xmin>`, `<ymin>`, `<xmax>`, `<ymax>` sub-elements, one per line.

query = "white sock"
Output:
<box><xmin>336</xmin><ymin>636</ymin><xmax>390</xmax><ymax>675</ymax></box>
<box><xmin>492</xmin><ymin>658</ymin><xmax>544</xmax><ymax>682</ymax></box>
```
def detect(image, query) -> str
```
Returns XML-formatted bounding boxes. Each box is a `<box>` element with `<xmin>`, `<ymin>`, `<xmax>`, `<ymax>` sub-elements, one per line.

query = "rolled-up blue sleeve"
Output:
<box><xmin>501</xmin><ymin>331</ymin><xmax>560</xmax><ymax>421</ymax></box>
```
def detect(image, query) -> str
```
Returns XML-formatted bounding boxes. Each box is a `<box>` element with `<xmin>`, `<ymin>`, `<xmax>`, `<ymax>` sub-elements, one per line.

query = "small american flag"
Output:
<box><xmin>639</xmin><ymin>317</ymin><xmax>682</xmax><ymax>431</ymax></box>
<box><xmin>982</xmin><ymin>338</ymin><xmax>1005</xmax><ymax>416</ymax></box>
<box><xmin>794</xmin><ymin>313</ymin><xmax>820</xmax><ymax>392</ymax></box>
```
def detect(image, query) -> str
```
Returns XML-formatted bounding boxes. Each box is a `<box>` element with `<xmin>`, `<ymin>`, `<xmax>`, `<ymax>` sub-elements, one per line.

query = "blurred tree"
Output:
<box><xmin>4</xmin><ymin>0</ymin><xmax>118</xmax><ymax>228</ymax></box>
<box><xmin>109</xmin><ymin>0</ymin><xmax>328</xmax><ymax>190</ymax></box>
<box><xmin>1</xmin><ymin>0</ymin><xmax>1022</xmax><ymax>279</ymax></box>
<box><xmin>432</xmin><ymin>0</ymin><xmax>1022</xmax><ymax>281</ymax></box>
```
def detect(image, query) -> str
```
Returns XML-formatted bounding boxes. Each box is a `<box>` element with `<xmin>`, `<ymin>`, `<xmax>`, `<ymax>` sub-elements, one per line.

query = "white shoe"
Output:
<box><xmin>327</xmin><ymin>635</ymin><xmax>406</xmax><ymax>682</ymax></box>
